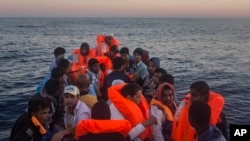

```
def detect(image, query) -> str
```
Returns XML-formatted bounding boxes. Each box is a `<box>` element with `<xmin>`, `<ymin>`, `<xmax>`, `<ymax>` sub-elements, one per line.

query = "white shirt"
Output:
<box><xmin>150</xmin><ymin>105</ymin><xmax>165</xmax><ymax>141</ymax></box>
<box><xmin>64</xmin><ymin>100</ymin><xmax>91</xmax><ymax>128</ymax></box>
<box><xmin>110</xmin><ymin>103</ymin><xmax>145</xmax><ymax>141</ymax></box>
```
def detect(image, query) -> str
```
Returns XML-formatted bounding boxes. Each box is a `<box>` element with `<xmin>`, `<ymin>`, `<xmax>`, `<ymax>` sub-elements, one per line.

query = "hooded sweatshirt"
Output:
<box><xmin>198</xmin><ymin>125</ymin><xmax>227</xmax><ymax>141</ymax></box>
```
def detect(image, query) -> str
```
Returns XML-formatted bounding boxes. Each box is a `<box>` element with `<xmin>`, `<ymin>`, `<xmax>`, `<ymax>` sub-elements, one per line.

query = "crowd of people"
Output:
<box><xmin>10</xmin><ymin>34</ymin><xmax>228</xmax><ymax>141</ymax></box>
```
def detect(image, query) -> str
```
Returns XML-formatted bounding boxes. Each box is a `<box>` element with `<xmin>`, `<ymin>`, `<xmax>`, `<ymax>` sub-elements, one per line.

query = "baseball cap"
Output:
<box><xmin>64</xmin><ymin>85</ymin><xmax>79</xmax><ymax>96</ymax></box>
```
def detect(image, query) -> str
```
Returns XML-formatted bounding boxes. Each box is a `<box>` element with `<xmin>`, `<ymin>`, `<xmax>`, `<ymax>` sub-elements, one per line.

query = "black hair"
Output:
<box><xmin>80</xmin><ymin>42</ymin><xmax>90</xmax><ymax>50</ymax></box>
<box><xmin>190</xmin><ymin>81</ymin><xmax>209</xmax><ymax>101</ymax></box>
<box><xmin>88</xmin><ymin>58</ymin><xmax>99</xmax><ymax>68</ymax></box>
<box><xmin>58</xmin><ymin>58</ymin><xmax>70</xmax><ymax>70</ymax></box>
<box><xmin>121</xmin><ymin>83</ymin><xmax>141</xmax><ymax>98</ymax></box>
<box><xmin>119</xmin><ymin>47</ymin><xmax>129</xmax><ymax>54</ymax></box>
<box><xmin>54</xmin><ymin>47</ymin><xmax>65</xmax><ymax>56</ymax></box>
<box><xmin>91</xmin><ymin>100</ymin><xmax>111</xmax><ymax>120</ymax></box>
<box><xmin>112</xmin><ymin>57</ymin><xmax>124</xmax><ymax>70</ymax></box>
<box><xmin>159</xmin><ymin>73</ymin><xmax>174</xmax><ymax>85</ymax></box>
<box><xmin>28</xmin><ymin>98</ymin><xmax>50</xmax><ymax>114</ymax></box>
<box><xmin>51</xmin><ymin>67</ymin><xmax>66</xmax><ymax>80</ymax></box>
<box><xmin>189</xmin><ymin>101</ymin><xmax>211</xmax><ymax>128</ymax></box>
<box><xmin>155</xmin><ymin>68</ymin><xmax>167</xmax><ymax>76</ymax></box>
<box><xmin>45</xmin><ymin>79</ymin><xmax>60</xmax><ymax>95</ymax></box>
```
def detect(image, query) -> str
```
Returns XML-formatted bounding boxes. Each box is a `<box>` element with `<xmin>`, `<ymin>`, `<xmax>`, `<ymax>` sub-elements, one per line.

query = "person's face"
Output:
<box><xmin>121</xmin><ymin>54</ymin><xmax>129</xmax><ymax>63</ymax></box>
<box><xmin>190</xmin><ymin>89</ymin><xmax>206</xmax><ymax>103</ymax></box>
<box><xmin>148</xmin><ymin>61</ymin><xmax>157</xmax><ymax>74</ymax></box>
<box><xmin>64</xmin><ymin>93</ymin><xmax>79</xmax><ymax>108</ymax></box>
<box><xmin>90</xmin><ymin>63</ymin><xmax>100</xmax><ymax>74</ymax></box>
<box><xmin>80</xmin><ymin>47</ymin><xmax>88</xmax><ymax>56</ymax></box>
<box><xmin>153</xmin><ymin>72</ymin><xmax>163</xmax><ymax>85</ymax></box>
<box><xmin>133</xmin><ymin>53</ymin><xmax>141</xmax><ymax>63</ymax></box>
<box><xmin>32</xmin><ymin>107</ymin><xmax>50</xmax><ymax>125</ymax></box>
<box><xmin>162</xmin><ymin>89</ymin><xmax>174</xmax><ymax>106</ymax></box>
<box><xmin>128</xmin><ymin>90</ymin><xmax>142</xmax><ymax>105</ymax></box>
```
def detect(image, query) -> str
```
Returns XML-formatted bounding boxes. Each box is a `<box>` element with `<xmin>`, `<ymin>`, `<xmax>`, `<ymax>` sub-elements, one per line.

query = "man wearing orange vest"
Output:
<box><xmin>171</xmin><ymin>81</ymin><xmax>228</xmax><ymax>141</ymax></box>
<box><xmin>96</xmin><ymin>34</ymin><xmax>119</xmax><ymax>56</ymax></box>
<box><xmin>71</xmin><ymin>42</ymin><xmax>96</xmax><ymax>67</ymax></box>
<box><xmin>108</xmin><ymin>83</ymin><xmax>157</xmax><ymax>141</ymax></box>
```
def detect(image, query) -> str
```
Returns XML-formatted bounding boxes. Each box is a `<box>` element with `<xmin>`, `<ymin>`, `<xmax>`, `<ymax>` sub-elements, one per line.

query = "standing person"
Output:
<box><xmin>50</xmin><ymin>47</ymin><xmax>66</xmax><ymax>72</ymax></box>
<box><xmin>103</xmin><ymin>57</ymin><xmax>131</xmax><ymax>101</ymax></box>
<box><xmin>71</xmin><ymin>42</ymin><xmax>96</xmax><ymax>67</ymax></box>
<box><xmin>189</xmin><ymin>101</ymin><xmax>226</xmax><ymax>141</ymax></box>
<box><xmin>132</xmin><ymin>48</ymin><xmax>148</xmax><ymax>86</ymax></box>
<box><xmin>76</xmin><ymin>74</ymin><xmax>98</xmax><ymax>109</ymax></box>
<box><xmin>149</xmin><ymin>82</ymin><xmax>177</xmax><ymax>141</ymax></box>
<box><xmin>171</xmin><ymin>81</ymin><xmax>228</xmax><ymax>141</ymax></box>
<box><xmin>142</xmin><ymin>57</ymin><xmax>160</xmax><ymax>103</ymax></box>
<box><xmin>10</xmin><ymin>98</ymin><xmax>51</xmax><ymax>141</ymax></box>
<box><xmin>109</xmin><ymin>83</ymin><xmax>157</xmax><ymax>141</ymax></box>
<box><xmin>51</xmin><ymin>85</ymin><xmax>91</xmax><ymax>141</ymax></box>
<box><xmin>76</xmin><ymin>100</ymin><xmax>131</xmax><ymax>141</ymax></box>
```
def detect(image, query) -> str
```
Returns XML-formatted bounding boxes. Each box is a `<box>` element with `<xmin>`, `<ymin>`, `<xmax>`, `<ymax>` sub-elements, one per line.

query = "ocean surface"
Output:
<box><xmin>0</xmin><ymin>18</ymin><xmax>250</xmax><ymax>140</ymax></box>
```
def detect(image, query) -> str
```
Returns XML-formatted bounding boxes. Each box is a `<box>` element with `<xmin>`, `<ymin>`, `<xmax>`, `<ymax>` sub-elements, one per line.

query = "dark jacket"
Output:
<box><xmin>10</xmin><ymin>113</ymin><xmax>44</xmax><ymax>141</ymax></box>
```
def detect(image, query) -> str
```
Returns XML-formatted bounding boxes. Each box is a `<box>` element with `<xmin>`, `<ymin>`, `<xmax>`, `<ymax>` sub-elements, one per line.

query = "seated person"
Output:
<box><xmin>76</xmin><ymin>100</ymin><xmax>131</xmax><ymax>141</ymax></box>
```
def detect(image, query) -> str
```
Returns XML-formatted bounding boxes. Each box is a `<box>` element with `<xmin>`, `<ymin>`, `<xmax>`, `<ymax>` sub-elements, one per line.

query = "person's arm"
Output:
<box><xmin>150</xmin><ymin>105</ymin><xmax>165</xmax><ymax>141</ymax></box>
<box><xmin>216</xmin><ymin>112</ymin><xmax>229</xmax><ymax>141</ymax></box>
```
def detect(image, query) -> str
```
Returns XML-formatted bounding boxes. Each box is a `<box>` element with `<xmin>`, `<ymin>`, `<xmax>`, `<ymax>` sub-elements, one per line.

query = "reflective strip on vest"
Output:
<box><xmin>72</xmin><ymin>54</ymin><xmax>79</xmax><ymax>62</ymax></box>
<box><xmin>101</xmin><ymin>43</ymin><xmax>106</xmax><ymax>53</ymax></box>
<box><xmin>174</xmin><ymin>100</ymin><xmax>186</xmax><ymax>120</ymax></box>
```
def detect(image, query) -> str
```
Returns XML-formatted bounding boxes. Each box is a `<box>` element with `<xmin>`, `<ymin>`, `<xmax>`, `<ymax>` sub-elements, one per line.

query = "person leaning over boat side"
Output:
<box><xmin>10</xmin><ymin>98</ymin><xmax>51</xmax><ymax>141</ymax></box>
<box><xmin>71</xmin><ymin>42</ymin><xmax>96</xmax><ymax>67</ymax></box>
<box><xmin>149</xmin><ymin>82</ymin><xmax>177</xmax><ymax>141</ymax></box>
<box><xmin>142</xmin><ymin>57</ymin><xmax>160</xmax><ymax>103</ymax></box>
<box><xmin>171</xmin><ymin>81</ymin><xmax>228</xmax><ymax>141</ymax></box>
<box><xmin>109</xmin><ymin>83</ymin><xmax>157</xmax><ymax>141</ymax></box>
<box><xmin>132</xmin><ymin>48</ymin><xmax>148</xmax><ymax>86</ymax></box>
<box><xmin>51</xmin><ymin>85</ymin><xmax>91</xmax><ymax>141</ymax></box>
<box><xmin>76</xmin><ymin>74</ymin><xmax>98</xmax><ymax>109</ymax></box>
<box><xmin>50</xmin><ymin>47</ymin><xmax>66</xmax><ymax>72</ymax></box>
<box><xmin>189</xmin><ymin>101</ymin><xmax>226</xmax><ymax>141</ymax></box>
<box><xmin>76</xmin><ymin>100</ymin><xmax>131</xmax><ymax>141</ymax></box>
<box><xmin>103</xmin><ymin>56</ymin><xmax>131</xmax><ymax>101</ymax></box>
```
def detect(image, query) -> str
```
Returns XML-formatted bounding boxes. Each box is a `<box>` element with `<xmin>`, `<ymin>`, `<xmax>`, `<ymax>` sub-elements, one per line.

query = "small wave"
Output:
<box><xmin>16</xmin><ymin>25</ymin><xmax>45</xmax><ymax>28</ymax></box>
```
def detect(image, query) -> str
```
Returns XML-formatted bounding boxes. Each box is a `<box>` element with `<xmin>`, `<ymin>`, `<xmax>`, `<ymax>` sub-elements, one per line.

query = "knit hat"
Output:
<box><xmin>64</xmin><ymin>85</ymin><xmax>80</xmax><ymax>96</ymax></box>
<box><xmin>133</xmin><ymin>48</ymin><xmax>143</xmax><ymax>56</ymax></box>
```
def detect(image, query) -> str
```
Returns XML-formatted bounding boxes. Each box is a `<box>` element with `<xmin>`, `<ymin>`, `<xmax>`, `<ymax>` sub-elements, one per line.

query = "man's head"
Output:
<box><xmin>189</xmin><ymin>101</ymin><xmax>211</xmax><ymax>130</ymax></box>
<box><xmin>57</xmin><ymin>58</ymin><xmax>70</xmax><ymax>71</ymax></box>
<box><xmin>121</xmin><ymin>83</ymin><xmax>142</xmax><ymax>105</ymax></box>
<box><xmin>28</xmin><ymin>98</ymin><xmax>50</xmax><ymax>125</ymax></box>
<box><xmin>159</xmin><ymin>73</ymin><xmax>174</xmax><ymax>86</ymax></box>
<box><xmin>153</xmin><ymin>68</ymin><xmax>167</xmax><ymax>85</ymax></box>
<box><xmin>120</xmin><ymin>47</ymin><xmax>130</xmax><ymax>63</ymax></box>
<box><xmin>51</xmin><ymin>67</ymin><xmax>66</xmax><ymax>84</ymax></box>
<box><xmin>190</xmin><ymin>81</ymin><xmax>209</xmax><ymax>103</ymax></box>
<box><xmin>133</xmin><ymin>48</ymin><xmax>143</xmax><ymax>63</ymax></box>
<box><xmin>76</xmin><ymin>74</ymin><xmax>90</xmax><ymax>92</ymax></box>
<box><xmin>45</xmin><ymin>79</ymin><xmax>60</xmax><ymax>97</ymax></box>
<box><xmin>105</xmin><ymin>36</ymin><xmax>113</xmax><ymax>46</ymax></box>
<box><xmin>161</xmin><ymin>84</ymin><xmax>174</xmax><ymax>106</ymax></box>
<box><xmin>91</xmin><ymin>100</ymin><xmax>111</xmax><ymax>120</ymax></box>
<box><xmin>63</xmin><ymin>85</ymin><xmax>80</xmax><ymax>108</ymax></box>
<box><xmin>54</xmin><ymin>47</ymin><xmax>65</xmax><ymax>58</ymax></box>
<box><xmin>88</xmin><ymin>58</ymin><xmax>100</xmax><ymax>74</ymax></box>
<box><xmin>106</xmin><ymin>45</ymin><xmax>119</xmax><ymax>60</ymax></box>
<box><xmin>80</xmin><ymin>42</ymin><xmax>90</xmax><ymax>56</ymax></box>
<box><xmin>112</xmin><ymin>57</ymin><xmax>125</xmax><ymax>70</ymax></box>
<box><xmin>147</xmin><ymin>57</ymin><xmax>160</xmax><ymax>74</ymax></box>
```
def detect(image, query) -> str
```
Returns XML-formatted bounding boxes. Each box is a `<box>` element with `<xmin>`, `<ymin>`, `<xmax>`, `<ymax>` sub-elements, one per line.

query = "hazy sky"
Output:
<box><xmin>1</xmin><ymin>0</ymin><xmax>250</xmax><ymax>17</ymax></box>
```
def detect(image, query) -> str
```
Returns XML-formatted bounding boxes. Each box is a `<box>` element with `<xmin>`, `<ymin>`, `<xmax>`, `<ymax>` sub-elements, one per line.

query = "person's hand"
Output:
<box><xmin>51</xmin><ymin>130</ymin><xmax>66</xmax><ymax>141</ymax></box>
<box><xmin>133</xmin><ymin>73</ymin><xmax>139</xmax><ymax>81</ymax></box>
<box><xmin>142</xmin><ymin>116</ymin><xmax>157</xmax><ymax>127</ymax></box>
<box><xmin>94</xmin><ymin>85</ymin><xmax>102</xmax><ymax>97</ymax></box>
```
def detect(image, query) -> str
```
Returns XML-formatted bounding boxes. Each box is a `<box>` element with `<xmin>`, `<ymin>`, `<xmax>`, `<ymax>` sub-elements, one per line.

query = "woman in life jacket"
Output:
<box><xmin>149</xmin><ymin>82</ymin><xmax>177</xmax><ymax>141</ymax></box>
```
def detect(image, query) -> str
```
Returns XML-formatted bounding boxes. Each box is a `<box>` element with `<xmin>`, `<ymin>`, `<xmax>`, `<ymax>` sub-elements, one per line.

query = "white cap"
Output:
<box><xmin>112</xmin><ymin>79</ymin><xmax>124</xmax><ymax>86</ymax></box>
<box><xmin>64</xmin><ymin>85</ymin><xmax>79</xmax><ymax>96</ymax></box>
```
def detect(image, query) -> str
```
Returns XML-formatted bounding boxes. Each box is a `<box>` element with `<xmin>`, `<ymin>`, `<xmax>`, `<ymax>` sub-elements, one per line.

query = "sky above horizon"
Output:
<box><xmin>1</xmin><ymin>0</ymin><xmax>250</xmax><ymax>18</ymax></box>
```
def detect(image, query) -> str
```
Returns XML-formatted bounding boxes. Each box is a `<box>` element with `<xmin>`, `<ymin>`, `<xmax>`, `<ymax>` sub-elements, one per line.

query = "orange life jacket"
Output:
<box><xmin>75</xmin><ymin>119</ymin><xmax>131</xmax><ymax>140</ymax></box>
<box><xmin>67</xmin><ymin>65</ymin><xmax>86</xmax><ymax>85</ymax></box>
<box><xmin>95</xmin><ymin>56</ymin><xmax>112</xmax><ymax>77</ymax></box>
<box><xmin>149</xmin><ymin>98</ymin><xmax>174</xmax><ymax>122</ymax></box>
<box><xmin>171</xmin><ymin>91</ymin><xmax>224</xmax><ymax>141</ymax></box>
<box><xmin>71</xmin><ymin>48</ymin><xmax>96</xmax><ymax>67</ymax></box>
<box><xmin>108</xmin><ymin>83</ymin><xmax>151</xmax><ymax>140</ymax></box>
<box><xmin>96</xmin><ymin>34</ymin><xmax>119</xmax><ymax>56</ymax></box>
